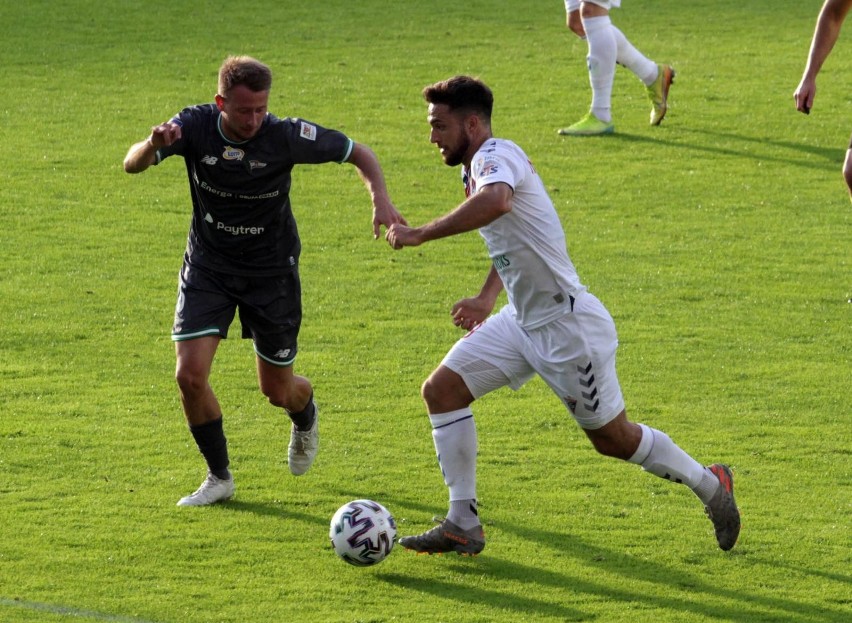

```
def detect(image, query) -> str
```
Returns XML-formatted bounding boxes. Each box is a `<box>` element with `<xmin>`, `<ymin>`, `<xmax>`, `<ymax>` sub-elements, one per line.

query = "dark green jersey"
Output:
<box><xmin>157</xmin><ymin>104</ymin><xmax>353</xmax><ymax>275</ymax></box>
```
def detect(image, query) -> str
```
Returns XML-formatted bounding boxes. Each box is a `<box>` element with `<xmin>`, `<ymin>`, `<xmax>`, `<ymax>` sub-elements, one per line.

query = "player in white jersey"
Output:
<box><xmin>386</xmin><ymin>76</ymin><xmax>740</xmax><ymax>554</ymax></box>
<box><xmin>467</xmin><ymin>138</ymin><xmax>584</xmax><ymax>329</ymax></box>
<box><xmin>558</xmin><ymin>0</ymin><xmax>675</xmax><ymax>136</ymax></box>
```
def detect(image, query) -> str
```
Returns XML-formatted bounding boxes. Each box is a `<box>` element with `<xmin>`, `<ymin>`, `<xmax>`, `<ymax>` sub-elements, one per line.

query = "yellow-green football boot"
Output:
<box><xmin>647</xmin><ymin>64</ymin><xmax>675</xmax><ymax>126</ymax></box>
<box><xmin>557</xmin><ymin>112</ymin><xmax>614</xmax><ymax>136</ymax></box>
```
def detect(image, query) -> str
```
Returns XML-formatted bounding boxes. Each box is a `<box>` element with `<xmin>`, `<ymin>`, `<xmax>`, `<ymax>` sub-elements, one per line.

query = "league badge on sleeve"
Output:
<box><xmin>477</xmin><ymin>155</ymin><xmax>500</xmax><ymax>177</ymax></box>
<box><xmin>300</xmin><ymin>121</ymin><xmax>317</xmax><ymax>141</ymax></box>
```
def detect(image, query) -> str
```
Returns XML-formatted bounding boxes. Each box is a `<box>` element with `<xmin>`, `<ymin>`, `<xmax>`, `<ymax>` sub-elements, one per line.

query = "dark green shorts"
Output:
<box><xmin>171</xmin><ymin>262</ymin><xmax>301</xmax><ymax>366</ymax></box>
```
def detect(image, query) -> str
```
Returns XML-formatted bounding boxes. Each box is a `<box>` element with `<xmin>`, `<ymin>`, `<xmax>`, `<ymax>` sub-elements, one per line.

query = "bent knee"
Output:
<box><xmin>261</xmin><ymin>381</ymin><xmax>308</xmax><ymax>412</ymax></box>
<box><xmin>175</xmin><ymin>367</ymin><xmax>207</xmax><ymax>397</ymax></box>
<box><xmin>585</xmin><ymin>415</ymin><xmax>641</xmax><ymax>460</ymax></box>
<box><xmin>421</xmin><ymin>375</ymin><xmax>440</xmax><ymax>408</ymax></box>
<box><xmin>421</xmin><ymin>367</ymin><xmax>472</xmax><ymax>413</ymax></box>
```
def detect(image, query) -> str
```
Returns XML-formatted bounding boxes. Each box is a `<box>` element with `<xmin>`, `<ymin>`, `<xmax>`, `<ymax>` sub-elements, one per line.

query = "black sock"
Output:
<box><xmin>288</xmin><ymin>393</ymin><xmax>316</xmax><ymax>431</ymax></box>
<box><xmin>189</xmin><ymin>417</ymin><xmax>231</xmax><ymax>480</ymax></box>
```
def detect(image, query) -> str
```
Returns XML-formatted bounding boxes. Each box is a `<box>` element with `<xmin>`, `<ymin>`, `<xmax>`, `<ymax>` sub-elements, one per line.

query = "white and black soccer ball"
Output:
<box><xmin>329</xmin><ymin>499</ymin><xmax>397</xmax><ymax>566</ymax></box>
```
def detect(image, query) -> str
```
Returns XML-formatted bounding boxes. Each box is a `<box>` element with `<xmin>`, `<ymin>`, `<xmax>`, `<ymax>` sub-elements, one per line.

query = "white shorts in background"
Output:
<box><xmin>565</xmin><ymin>0</ymin><xmax>621</xmax><ymax>13</ymax></box>
<box><xmin>441</xmin><ymin>293</ymin><xmax>625</xmax><ymax>430</ymax></box>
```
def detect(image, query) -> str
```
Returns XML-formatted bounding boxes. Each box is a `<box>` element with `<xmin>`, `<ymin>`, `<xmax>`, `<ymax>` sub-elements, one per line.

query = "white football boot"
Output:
<box><xmin>288</xmin><ymin>401</ymin><xmax>319</xmax><ymax>475</ymax></box>
<box><xmin>177</xmin><ymin>472</ymin><xmax>235</xmax><ymax>506</ymax></box>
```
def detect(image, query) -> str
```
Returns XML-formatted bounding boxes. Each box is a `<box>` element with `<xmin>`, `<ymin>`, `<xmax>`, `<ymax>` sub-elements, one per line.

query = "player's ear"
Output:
<box><xmin>470</xmin><ymin>111</ymin><xmax>489</xmax><ymax>134</ymax></box>
<box><xmin>464</xmin><ymin>112</ymin><xmax>478</xmax><ymax>134</ymax></box>
<box><xmin>215</xmin><ymin>94</ymin><xmax>226</xmax><ymax>111</ymax></box>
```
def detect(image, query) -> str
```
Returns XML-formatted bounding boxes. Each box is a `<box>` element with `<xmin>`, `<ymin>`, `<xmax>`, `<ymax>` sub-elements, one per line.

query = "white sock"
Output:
<box><xmin>629</xmin><ymin>424</ymin><xmax>719</xmax><ymax>503</ymax></box>
<box><xmin>430</xmin><ymin>408</ymin><xmax>479</xmax><ymax>526</ymax></box>
<box><xmin>448</xmin><ymin>499</ymin><xmax>480</xmax><ymax>531</ymax></box>
<box><xmin>611</xmin><ymin>25</ymin><xmax>658</xmax><ymax>86</ymax></box>
<box><xmin>583</xmin><ymin>15</ymin><xmax>617</xmax><ymax>123</ymax></box>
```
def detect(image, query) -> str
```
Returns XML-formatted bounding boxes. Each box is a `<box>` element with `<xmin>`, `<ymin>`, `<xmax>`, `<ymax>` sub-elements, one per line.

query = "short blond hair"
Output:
<box><xmin>218</xmin><ymin>56</ymin><xmax>272</xmax><ymax>96</ymax></box>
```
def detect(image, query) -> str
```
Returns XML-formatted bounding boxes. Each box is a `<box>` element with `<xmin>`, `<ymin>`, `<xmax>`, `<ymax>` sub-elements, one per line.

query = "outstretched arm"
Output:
<box><xmin>386</xmin><ymin>182</ymin><xmax>512</xmax><ymax>328</ymax></box>
<box><xmin>794</xmin><ymin>0</ymin><xmax>852</xmax><ymax>113</ymax></box>
<box><xmin>123</xmin><ymin>122</ymin><xmax>182</xmax><ymax>173</ymax></box>
<box><xmin>346</xmin><ymin>142</ymin><xmax>406</xmax><ymax>238</ymax></box>
<box><xmin>385</xmin><ymin>182</ymin><xmax>512</xmax><ymax>249</ymax></box>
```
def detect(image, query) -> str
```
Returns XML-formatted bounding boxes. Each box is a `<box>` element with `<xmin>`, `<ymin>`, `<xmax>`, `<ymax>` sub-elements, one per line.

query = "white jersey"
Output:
<box><xmin>465</xmin><ymin>138</ymin><xmax>585</xmax><ymax>330</ymax></box>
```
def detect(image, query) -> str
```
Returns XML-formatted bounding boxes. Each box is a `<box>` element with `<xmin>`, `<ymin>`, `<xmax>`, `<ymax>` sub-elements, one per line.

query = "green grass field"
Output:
<box><xmin>1</xmin><ymin>0</ymin><xmax>849</xmax><ymax>621</ymax></box>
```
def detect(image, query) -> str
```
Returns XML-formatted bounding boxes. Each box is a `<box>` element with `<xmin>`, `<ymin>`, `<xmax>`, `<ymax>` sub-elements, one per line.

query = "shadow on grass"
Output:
<box><xmin>220</xmin><ymin>499</ymin><xmax>328</xmax><ymax>527</ymax></box>
<box><xmin>682</xmin><ymin>128</ymin><xmax>844</xmax><ymax>163</ymax></box>
<box><xmin>497</xmin><ymin>522</ymin><xmax>847</xmax><ymax>623</ymax></box>
<box><xmin>379</xmin><ymin>495</ymin><xmax>847</xmax><ymax>623</ymax></box>
<box><xmin>606</xmin><ymin>128</ymin><xmax>844</xmax><ymax>170</ymax></box>
<box><xmin>377</xmin><ymin>569</ymin><xmax>588</xmax><ymax>622</ymax></box>
<box><xmin>745</xmin><ymin>554</ymin><xmax>852</xmax><ymax>587</ymax></box>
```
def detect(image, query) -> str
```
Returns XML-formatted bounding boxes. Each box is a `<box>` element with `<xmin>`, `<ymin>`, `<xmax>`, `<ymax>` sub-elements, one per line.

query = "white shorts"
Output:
<box><xmin>565</xmin><ymin>0</ymin><xmax>620</xmax><ymax>13</ymax></box>
<box><xmin>441</xmin><ymin>292</ymin><xmax>625</xmax><ymax>430</ymax></box>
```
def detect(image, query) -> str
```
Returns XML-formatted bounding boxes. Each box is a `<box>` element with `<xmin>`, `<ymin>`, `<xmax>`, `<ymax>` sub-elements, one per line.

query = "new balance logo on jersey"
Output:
<box><xmin>275</xmin><ymin>349</ymin><xmax>291</xmax><ymax>359</ymax></box>
<box><xmin>201</xmin><ymin>155</ymin><xmax>218</xmax><ymax>166</ymax></box>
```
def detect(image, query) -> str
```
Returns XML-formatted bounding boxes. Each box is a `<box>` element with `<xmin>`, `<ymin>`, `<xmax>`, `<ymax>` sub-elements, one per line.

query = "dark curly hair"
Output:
<box><xmin>423</xmin><ymin>75</ymin><xmax>493</xmax><ymax>121</ymax></box>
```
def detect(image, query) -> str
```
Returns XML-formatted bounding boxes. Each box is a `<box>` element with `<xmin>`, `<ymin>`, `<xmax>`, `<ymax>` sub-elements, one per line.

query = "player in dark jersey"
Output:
<box><xmin>124</xmin><ymin>56</ymin><xmax>405</xmax><ymax>506</ymax></box>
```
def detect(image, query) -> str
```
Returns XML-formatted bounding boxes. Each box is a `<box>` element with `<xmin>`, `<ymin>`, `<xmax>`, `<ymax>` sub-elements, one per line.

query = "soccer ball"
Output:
<box><xmin>329</xmin><ymin>499</ymin><xmax>397</xmax><ymax>566</ymax></box>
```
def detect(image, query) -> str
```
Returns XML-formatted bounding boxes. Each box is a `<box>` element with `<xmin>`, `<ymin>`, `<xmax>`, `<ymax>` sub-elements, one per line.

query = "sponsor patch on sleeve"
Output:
<box><xmin>300</xmin><ymin>121</ymin><xmax>317</xmax><ymax>141</ymax></box>
<box><xmin>476</xmin><ymin>155</ymin><xmax>500</xmax><ymax>177</ymax></box>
